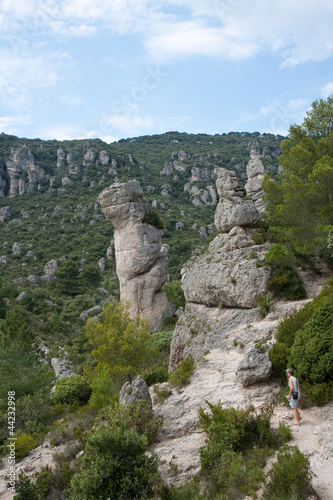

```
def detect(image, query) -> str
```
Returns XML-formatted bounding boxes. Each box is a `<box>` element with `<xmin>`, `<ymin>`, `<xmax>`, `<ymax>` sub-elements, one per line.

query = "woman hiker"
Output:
<box><xmin>286</xmin><ymin>368</ymin><xmax>302</xmax><ymax>426</ymax></box>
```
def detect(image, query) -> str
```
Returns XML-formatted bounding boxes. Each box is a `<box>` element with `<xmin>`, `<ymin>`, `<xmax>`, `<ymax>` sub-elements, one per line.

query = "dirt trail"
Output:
<box><xmin>270</xmin><ymin>402</ymin><xmax>333</xmax><ymax>500</ymax></box>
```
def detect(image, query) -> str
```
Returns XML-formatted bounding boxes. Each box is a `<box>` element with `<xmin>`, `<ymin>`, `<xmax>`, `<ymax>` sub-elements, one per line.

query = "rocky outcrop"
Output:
<box><xmin>98</xmin><ymin>180</ymin><xmax>175</xmax><ymax>331</ymax></box>
<box><xmin>119</xmin><ymin>376</ymin><xmax>152</xmax><ymax>408</ymax></box>
<box><xmin>0</xmin><ymin>206</ymin><xmax>12</xmax><ymax>223</ymax></box>
<box><xmin>5</xmin><ymin>145</ymin><xmax>46</xmax><ymax>197</ymax></box>
<box><xmin>56</xmin><ymin>148</ymin><xmax>66</xmax><ymax>168</ymax></box>
<box><xmin>214</xmin><ymin>168</ymin><xmax>259</xmax><ymax>232</ymax></box>
<box><xmin>181</xmin><ymin>168</ymin><xmax>269</xmax><ymax>309</ymax></box>
<box><xmin>244</xmin><ymin>147</ymin><xmax>267</xmax><ymax>212</ymax></box>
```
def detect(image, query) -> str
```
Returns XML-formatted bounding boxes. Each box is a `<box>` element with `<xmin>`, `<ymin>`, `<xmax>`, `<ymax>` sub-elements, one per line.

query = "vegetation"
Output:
<box><xmin>262</xmin><ymin>95</ymin><xmax>333</xmax><ymax>256</ymax></box>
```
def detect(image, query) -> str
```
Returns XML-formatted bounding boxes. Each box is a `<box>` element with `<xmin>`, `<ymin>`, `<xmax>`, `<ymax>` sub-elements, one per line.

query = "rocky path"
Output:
<box><xmin>270</xmin><ymin>403</ymin><xmax>333</xmax><ymax>500</ymax></box>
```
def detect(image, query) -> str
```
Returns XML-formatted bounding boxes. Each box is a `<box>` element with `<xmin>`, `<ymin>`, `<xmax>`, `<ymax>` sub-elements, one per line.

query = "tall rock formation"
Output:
<box><xmin>5</xmin><ymin>145</ymin><xmax>46</xmax><ymax>197</ymax></box>
<box><xmin>244</xmin><ymin>146</ymin><xmax>267</xmax><ymax>213</ymax></box>
<box><xmin>98</xmin><ymin>180</ymin><xmax>175</xmax><ymax>331</ymax></box>
<box><xmin>181</xmin><ymin>167</ymin><xmax>270</xmax><ymax>310</ymax></box>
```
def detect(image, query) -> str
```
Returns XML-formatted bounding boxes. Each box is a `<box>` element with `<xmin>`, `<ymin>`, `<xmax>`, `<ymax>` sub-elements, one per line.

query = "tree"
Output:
<box><xmin>85</xmin><ymin>301</ymin><xmax>158</xmax><ymax>388</ymax></box>
<box><xmin>81</xmin><ymin>262</ymin><xmax>102</xmax><ymax>289</ymax></box>
<box><xmin>262</xmin><ymin>95</ymin><xmax>333</xmax><ymax>254</ymax></box>
<box><xmin>55</xmin><ymin>259</ymin><xmax>82</xmax><ymax>296</ymax></box>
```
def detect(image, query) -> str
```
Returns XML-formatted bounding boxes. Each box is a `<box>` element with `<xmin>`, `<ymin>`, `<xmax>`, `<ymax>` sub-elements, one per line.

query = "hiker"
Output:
<box><xmin>286</xmin><ymin>368</ymin><xmax>302</xmax><ymax>426</ymax></box>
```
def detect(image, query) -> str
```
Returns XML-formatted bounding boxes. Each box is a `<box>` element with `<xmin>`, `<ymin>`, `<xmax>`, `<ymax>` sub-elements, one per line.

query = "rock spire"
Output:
<box><xmin>98</xmin><ymin>180</ymin><xmax>175</xmax><ymax>331</ymax></box>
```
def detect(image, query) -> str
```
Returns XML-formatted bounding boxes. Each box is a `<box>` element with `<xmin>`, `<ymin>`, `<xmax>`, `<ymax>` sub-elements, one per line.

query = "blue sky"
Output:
<box><xmin>1</xmin><ymin>0</ymin><xmax>333</xmax><ymax>142</ymax></box>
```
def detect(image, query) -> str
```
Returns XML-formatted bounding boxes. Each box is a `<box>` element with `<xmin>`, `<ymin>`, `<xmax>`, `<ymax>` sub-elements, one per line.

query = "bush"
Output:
<box><xmin>268</xmin><ymin>343</ymin><xmax>290</xmax><ymax>379</ymax></box>
<box><xmin>15</xmin><ymin>432</ymin><xmax>44</xmax><ymax>460</ymax></box>
<box><xmin>68</xmin><ymin>426</ymin><xmax>159</xmax><ymax>499</ymax></box>
<box><xmin>162</xmin><ymin>280</ymin><xmax>186</xmax><ymax>309</ymax></box>
<box><xmin>288</xmin><ymin>303</ymin><xmax>333</xmax><ymax>384</ymax></box>
<box><xmin>53</xmin><ymin>374</ymin><xmax>92</xmax><ymax>406</ymax></box>
<box><xmin>152</xmin><ymin>330</ymin><xmax>174</xmax><ymax>352</ymax></box>
<box><xmin>265</xmin><ymin>244</ymin><xmax>306</xmax><ymax>300</ymax></box>
<box><xmin>257</xmin><ymin>293</ymin><xmax>275</xmax><ymax>318</ymax></box>
<box><xmin>263</xmin><ymin>445</ymin><xmax>313</xmax><ymax>499</ymax></box>
<box><xmin>169</xmin><ymin>355</ymin><xmax>195</xmax><ymax>388</ymax></box>
<box><xmin>198</xmin><ymin>403</ymin><xmax>276</xmax><ymax>498</ymax></box>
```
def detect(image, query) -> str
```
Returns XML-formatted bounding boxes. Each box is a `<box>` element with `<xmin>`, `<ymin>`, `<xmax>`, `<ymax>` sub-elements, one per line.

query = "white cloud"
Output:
<box><xmin>0</xmin><ymin>50</ymin><xmax>72</xmax><ymax>111</ymax></box>
<box><xmin>260</xmin><ymin>98</ymin><xmax>310</xmax><ymax>135</ymax></box>
<box><xmin>321</xmin><ymin>82</ymin><xmax>333</xmax><ymax>98</ymax></box>
<box><xmin>0</xmin><ymin>0</ymin><xmax>333</xmax><ymax>65</ymax></box>
<box><xmin>60</xmin><ymin>94</ymin><xmax>84</xmax><ymax>106</ymax></box>
<box><xmin>0</xmin><ymin>114</ymin><xmax>31</xmax><ymax>134</ymax></box>
<box><xmin>100</xmin><ymin>113</ymin><xmax>155</xmax><ymax>136</ymax></box>
<box><xmin>38</xmin><ymin>123</ymin><xmax>118</xmax><ymax>141</ymax></box>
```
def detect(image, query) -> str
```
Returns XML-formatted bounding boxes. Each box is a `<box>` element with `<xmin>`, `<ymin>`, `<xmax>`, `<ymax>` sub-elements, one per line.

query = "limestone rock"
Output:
<box><xmin>56</xmin><ymin>148</ymin><xmax>66</xmax><ymax>168</ymax></box>
<box><xmin>6</xmin><ymin>145</ymin><xmax>46</xmax><ymax>197</ymax></box>
<box><xmin>98</xmin><ymin>258</ymin><xmax>106</xmax><ymax>271</ymax></box>
<box><xmin>83</xmin><ymin>148</ymin><xmax>97</xmax><ymax>166</ymax></box>
<box><xmin>237</xmin><ymin>348</ymin><xmax>272</xmax><ymax>386</ymax></box>
<box><xmin>12</xmin><ymin>242</ymin><xmax>22</xmax><ymax>256</ymax></box>
<box><xmin>98</xmin><ymin>180</ymin><xmax>175</xmax><ymax>331</ymax></box>
<box><xmin>119</xmin><ymin>375</ymin><xmax>152</xmax><ymax>408</ymax></box>
<box><xmin>244</xmin><ymin>148</ymin><xmax>266</xmax><ymax>213</ymax></box>
<box><xmin>51</xmin><ymin>358</ymin><xmax>74</xmax><ymax>379</ymax></box>
<box><xmin>79</xmin><ymin>305</ymin><xmax>102</xmax><ymax>321</ymax></box>
<box><xmin>28</xmin><ymin>275</ymin><xmax>40</xmax><ymax>286</ymax></box>
<box><xmin>44</xmin><ymin>259</ymin><xmax>58</xmax><ymax>275</ymax></box>
<box><xmin>0</xmin><ymin>206</ymin><xmax>12</xmax><ymax>222</ymax></box>
<box><xmin>16</xmin><ymin>291</ymin><xmax>29</xmax><ymax>301</ymax></box>
<box><xmin>181</xmin><ymin>241</ymin><xmax>270</xmax><ymax>308</ymax></box>
<box><xmin>214</xmin><ymin>197</ymin><xmax>259</xmax><ymax>233</ymax></box>
<box><xmin>98</xmin><ymin>150</ymin><xmax>110</xmax><ymax>165</ymax></box>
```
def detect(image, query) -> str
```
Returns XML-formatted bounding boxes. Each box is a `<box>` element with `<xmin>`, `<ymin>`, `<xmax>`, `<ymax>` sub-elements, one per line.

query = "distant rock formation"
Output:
<box><xmin>181</xmin><ymin>167</ymin><xmax>270</xmax><ymax>309</ymax></box>
<box><xmin>6</xmin><ymin>145</ymin><xmax>46</xmax><ymax>197</ymax></box>
<box><xmin>244</xmin><ymin>147</ymin><xmax>267</xmax><ymax>213</ymax></box>
<box><xmin>98</xmin><ymin>180</ymin><xmax>175</xmax><ymax>331</ymax></box>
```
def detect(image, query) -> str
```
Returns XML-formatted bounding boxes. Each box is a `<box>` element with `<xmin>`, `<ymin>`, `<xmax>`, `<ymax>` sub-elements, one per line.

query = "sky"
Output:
<box><xmin>0</xmin><ymin>0</ymin><xmax>333</xmax><ymax>142</ymax></box>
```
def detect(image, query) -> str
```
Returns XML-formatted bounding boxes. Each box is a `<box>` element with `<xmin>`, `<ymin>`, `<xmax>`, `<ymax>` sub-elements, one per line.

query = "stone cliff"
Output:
<box><xmin>5</xmin><ymin>145</ymin><xmax>47</xmax><ymax>197</ymax></box>
<box><xmin>98</xmin><ymin>180</ymin><xmax>175</xmax><ymax>331</ymax></box>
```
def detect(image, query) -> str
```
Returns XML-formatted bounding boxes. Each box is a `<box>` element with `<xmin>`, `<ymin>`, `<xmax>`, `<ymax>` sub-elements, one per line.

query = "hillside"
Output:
<box><xmin>0</xmin><ymin>131</ymin><xmax>282</xmax><ymax>285</ymax></box>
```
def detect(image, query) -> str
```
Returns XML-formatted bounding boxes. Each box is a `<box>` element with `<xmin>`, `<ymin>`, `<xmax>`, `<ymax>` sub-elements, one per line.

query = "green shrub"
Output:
<box><xmin>144</xmin><ymin>363</ymin><xmax>169</xmax><ymax>386</ymax></box>
<box><xmin>198</xmin><ymin>403</ymin><xmax>275</xmax><ymax>498</ymax></box>
<box><xmin>257</xmin><ymin>293</ymin><xmax>275</xmax><ymax>318</ymax></box>
<box><xmin>276</xmin><ymin>422</ymin><xmax>291</xmax><ymax>444</ymax></box>
<box><xmin>169</xmin><ymin>355</ymin><xmax>195</xmax><ymax>388</ymax></box>
<box><xmin>265</xmin><ymin>244</ymin><xmax>306</xmax><ymax>300</ymax></box>
<box><xmin>152</xmin><ymin>330</ymin><xmax>174</xmax><ymax>352</ymax></box>
<box><xmin>97</xmin><ymin>401</ymin><xmax>163</xmax><ymax>446</ymax></box>
<box><xmin>268</xmin><ymin>343</ymin><xmax>290</xmax><ymax>379</ymax></box>
<box><xmin>153</xmin><ymin>385</ymin><xmax>172</xmax><ymax>404</ymax></box>
<box><xmin>263</xmin><ymin>445</ymin><xmax>313</xmax><ymax>499</ymax></box>
<box><xmin>13</xmin><ymin>473</ymin><xmax>41</xmax><ymax>500</ymax></box>
<box><xmin>53</xmin><ymin>374</ymin><xmax>92</xmax><ymax>406</ymax></box>
<box><xmin>162</xmin><ymin>280</ymin><xmax>186</xmax><ymax>309</ymax></box>
<box><xmin>288</xmin><ymin>303</ymin><xmax>333</xmax><ymax>384</ymax></box>
<box><xmin>15</xmin><ymin>432</ymin><xmax>44</xmax><ymax>460</ymax></box>
<box><xmin>68</xmin><ymin>426</ymin><xmax>159</xmax><ymax>499</ymax></box>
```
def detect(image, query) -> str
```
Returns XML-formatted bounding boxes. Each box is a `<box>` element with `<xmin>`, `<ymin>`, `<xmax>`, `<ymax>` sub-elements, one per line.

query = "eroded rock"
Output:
<box><xmin>98</xmin><ymin>180</ymin><xmax>175</xmax><ymax>331</ymax></box>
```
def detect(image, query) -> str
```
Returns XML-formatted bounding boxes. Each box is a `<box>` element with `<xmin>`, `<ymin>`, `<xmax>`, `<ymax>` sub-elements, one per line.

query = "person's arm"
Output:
<box><xmin>286</xmin><ymin>378</ymin><xmax>294</xmax><ymax>400</ymax></box>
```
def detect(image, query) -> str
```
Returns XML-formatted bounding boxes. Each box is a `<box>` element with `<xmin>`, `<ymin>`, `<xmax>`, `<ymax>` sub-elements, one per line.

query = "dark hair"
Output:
<box><xmin>286</xmin><ymin>368</ymin><xmax>294</xmax><ymax>375</ymax></box>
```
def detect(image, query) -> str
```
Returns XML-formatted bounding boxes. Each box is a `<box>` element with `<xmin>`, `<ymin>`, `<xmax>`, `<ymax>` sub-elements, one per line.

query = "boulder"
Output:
<box><xmin>51</xmin><ymin>358</ymin><xmax>74</xmax><ymax>379</ymax></box>
<box><xmin>119</xmin><ymin>376</ymin><xmax>152</xmax><ymax>408</ymax></box>
<box><xmin>44</xmin><ymin>259</ymin><xmax>58</xmax><ymax>275</ymax></box>
<box><xmin>237</xmin><ymin>349</ymin><xmax>272</xmax><ymax>386</ymax></box>
<box><xmin>0</xmin><ymin>206</ymin><xmax>12</xmax><ymax>222</ymax></box>
<box><xmin>12</xmin><ymin>242</ymin><xmax>22</xmax><ymax>256</ymax></box>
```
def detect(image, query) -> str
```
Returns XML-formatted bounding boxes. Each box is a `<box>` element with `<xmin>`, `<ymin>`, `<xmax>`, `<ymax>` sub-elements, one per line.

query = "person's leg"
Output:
<box><xmin>292</xmin><ymin>408</ymin><xmax>301</xmax><ymax>425</ymax></box>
